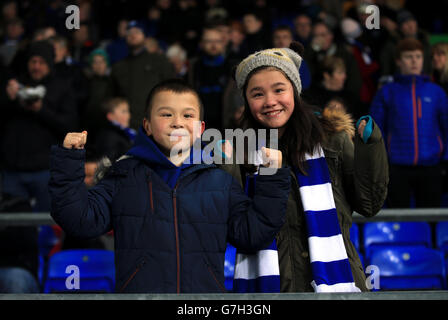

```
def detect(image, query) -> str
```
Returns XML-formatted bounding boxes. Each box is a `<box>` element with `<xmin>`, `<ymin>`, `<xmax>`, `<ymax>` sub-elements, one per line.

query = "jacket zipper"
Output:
<box><xmin>412</xmin><ymin>77</ymin><xmax>419</xmax><ymax>165</ymax></box>
<box><xmin>147</xmin><ymin>171</ymin><xmax>154</xmax><ymax>212</ymax></box>
<box><xmin>148</xmin><ymin>180</ymin><xmax>154</xmax><ymax>212</ymax></box>
<box><xmin>173</xmin><ymin>183</ymin><xmax>181</xmax><ymax>293</ymax></box>
<box><xmin>120</xmin><ymin>259</ymin><xmax>146</xmax><ymax>292</ymax></box>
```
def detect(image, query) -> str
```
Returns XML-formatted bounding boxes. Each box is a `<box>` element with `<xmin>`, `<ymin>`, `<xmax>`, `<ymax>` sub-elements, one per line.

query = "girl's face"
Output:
<box><xmin>245</xmin><ymin>68</ymin><xmax>295</xmax><ymax>131</ymax></box>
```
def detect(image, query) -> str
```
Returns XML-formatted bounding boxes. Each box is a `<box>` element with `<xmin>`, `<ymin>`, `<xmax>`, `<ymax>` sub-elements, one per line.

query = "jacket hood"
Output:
<box><xmin>321</xmin><ymin>108</ymin><xmax>355</xmax><ymax>139</ymax></box>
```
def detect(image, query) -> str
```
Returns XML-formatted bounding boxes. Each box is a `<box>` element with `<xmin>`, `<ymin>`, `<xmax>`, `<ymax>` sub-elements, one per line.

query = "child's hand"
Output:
<box><xmin>63</xmin><ymin>131</ymin><xmax>88</xmax><ymax>149</ymax></box>
<box><xmin>358</xmin><ymin>120</ymin><xmax>366</xmax><ymax>140</ymax></box>
<box><xmin>261</xmin><ymin>147</ymin><xmax>282</xmax><ymax>169</ymax></box>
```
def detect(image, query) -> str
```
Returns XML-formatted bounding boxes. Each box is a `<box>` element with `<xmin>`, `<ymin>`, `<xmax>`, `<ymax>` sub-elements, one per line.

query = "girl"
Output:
<box><xmin>223</xmin><ymin>42</ymin><xmax>389</xmax><ymax>292</ymax></box>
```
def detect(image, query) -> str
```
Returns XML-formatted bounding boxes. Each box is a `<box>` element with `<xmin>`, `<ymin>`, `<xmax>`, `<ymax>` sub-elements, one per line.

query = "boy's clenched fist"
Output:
<box><xmin>63</xmin><ymin>131</ymin><xmax>88</xmax><ymax>150</ymax></box>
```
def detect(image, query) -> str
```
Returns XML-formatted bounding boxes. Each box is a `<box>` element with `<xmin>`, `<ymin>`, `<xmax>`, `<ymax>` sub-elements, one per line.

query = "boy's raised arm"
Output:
<box><xmin>48</xmin><ymin>132</ymin><xmax>113</xmax><ymax>238</ymax></box>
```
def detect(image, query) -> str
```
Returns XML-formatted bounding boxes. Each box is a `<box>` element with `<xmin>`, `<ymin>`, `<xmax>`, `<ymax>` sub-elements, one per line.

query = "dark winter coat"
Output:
<box><xmin>48</xmin><ymin>133</ymin><xmax>290</xmax><ymax>293</ymax></box>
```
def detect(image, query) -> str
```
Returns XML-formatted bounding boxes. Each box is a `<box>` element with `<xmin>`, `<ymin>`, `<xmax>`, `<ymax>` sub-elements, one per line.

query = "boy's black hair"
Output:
<box><xmin>144</xmin><ymin>78</ymin><xmax>204</xmax><ymax>120</ymax></box>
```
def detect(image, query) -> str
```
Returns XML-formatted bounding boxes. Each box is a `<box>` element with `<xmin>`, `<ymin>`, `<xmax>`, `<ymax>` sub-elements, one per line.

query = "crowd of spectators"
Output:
<box><xmin>0</xmin><ymin>0</ymin><xmax>447</xmax><ymax>206</ymax></box>
<box><xmin>0</xmin><ymin>0</ymin><xmax>448</xmax><ymax>292</ymax></box>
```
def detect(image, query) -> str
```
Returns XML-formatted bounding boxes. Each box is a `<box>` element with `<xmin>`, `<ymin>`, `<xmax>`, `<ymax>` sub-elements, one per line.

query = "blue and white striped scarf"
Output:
<box><xmin>233</xmin><ymin>146</ymin><xmax>360</xmax><ymax>293</ymax></box>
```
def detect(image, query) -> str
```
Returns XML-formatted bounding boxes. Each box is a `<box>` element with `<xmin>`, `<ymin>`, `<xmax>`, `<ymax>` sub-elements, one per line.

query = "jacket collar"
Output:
<box><xmin>394</xmin><ymin>74</ymin><xmax>430</xmax><ymax>84</ymax></box>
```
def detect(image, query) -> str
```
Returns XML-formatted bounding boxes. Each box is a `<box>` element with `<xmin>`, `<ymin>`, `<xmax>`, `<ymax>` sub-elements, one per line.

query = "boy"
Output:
<box><xmin>94</xmin><ymin>97</ymin><xmax>136</xmax><ymax>162</ymax></box>
<box><xmin>370</xmin><ymin>38</ymin><xmax>448</xmax><ymax>208</ymax></box>
<box><xmin>49</xmin><ymin>79</ymin><xmax>290</xmax><ymax>293</ymax></box>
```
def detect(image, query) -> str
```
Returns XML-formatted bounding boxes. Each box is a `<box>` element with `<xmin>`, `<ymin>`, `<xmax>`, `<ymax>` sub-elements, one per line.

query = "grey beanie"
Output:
<box><xmin>235</xmin><ymin>47</ymin><xmax>303</xmax><ymax>95</ymax></box>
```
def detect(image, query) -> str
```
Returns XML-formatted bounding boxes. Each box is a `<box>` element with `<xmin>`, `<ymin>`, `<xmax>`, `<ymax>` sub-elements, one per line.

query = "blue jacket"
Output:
<box><xmin>48</xmin><ymin>134</ymin><xmax>290</xmax><ymax>293</ymax></box>
<box><xmin>370</xmin><ymin>74</ymin><xmax>448</xmax><ymax>166</ymax></box>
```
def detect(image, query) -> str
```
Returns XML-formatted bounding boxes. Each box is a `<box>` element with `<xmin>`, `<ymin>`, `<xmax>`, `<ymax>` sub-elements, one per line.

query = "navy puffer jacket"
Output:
<box><xmin>49</xmin><ymin>142</ymin><xmax>290</xmax><ymax>293</ymax></box>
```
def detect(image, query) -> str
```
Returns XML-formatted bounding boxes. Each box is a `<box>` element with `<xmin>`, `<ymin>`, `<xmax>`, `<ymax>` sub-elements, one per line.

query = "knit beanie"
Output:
<box><xmin>88</xmin><ymin>48</ymin><xmax>110</xmax><ymax>67</ymax></box>
<box><xmin>28</xmin><ymin>40</ymin><xmax>55</xmax><ymax>70</ymax></box>
<box><xmin>235</xmin><ymin>42</ymin><xmax>304</xmax><ymax>95</ymax></box>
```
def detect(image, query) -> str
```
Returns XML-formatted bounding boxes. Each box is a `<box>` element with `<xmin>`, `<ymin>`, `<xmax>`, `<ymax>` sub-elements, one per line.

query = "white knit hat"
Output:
<box><xmin>235</xmin><ymin>47</ymin><xmax>303</xmax><ymax>95</ymax></box>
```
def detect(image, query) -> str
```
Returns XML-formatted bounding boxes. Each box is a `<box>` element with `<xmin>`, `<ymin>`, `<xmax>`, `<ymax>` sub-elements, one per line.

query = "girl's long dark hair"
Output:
<box><xmin>239</xmin><ymin>67</ymin><xmax>331</xmax><ymax>174</ymax></box>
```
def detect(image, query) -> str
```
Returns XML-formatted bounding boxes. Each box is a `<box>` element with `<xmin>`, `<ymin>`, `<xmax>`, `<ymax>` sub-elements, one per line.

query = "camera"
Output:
<box><xmin>17</xmin><ymin>84</ymin><xmax>46</xmax><ymax>104</ymax></box>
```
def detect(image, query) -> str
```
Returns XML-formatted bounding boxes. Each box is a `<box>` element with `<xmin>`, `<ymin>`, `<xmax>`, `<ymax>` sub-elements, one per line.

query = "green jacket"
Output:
<box><xmin>221</xmin><ymin>110</ymin><xmax>389</xmax><ymax>292</ymax></box>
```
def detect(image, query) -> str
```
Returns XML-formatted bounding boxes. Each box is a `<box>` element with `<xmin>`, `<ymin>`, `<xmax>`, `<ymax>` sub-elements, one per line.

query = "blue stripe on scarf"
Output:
<box><xmin>311</xmin><ymin>260</ymin><xmax>355</xmax><ymax>286</ymax></box>
<box><xmin>294</xmin><ymin>157</ymin><xmax>331</xmax><ymax>187</ymax></box>
<box><xmin>233</xmin><ymin>276</ymin><xmax>280</xmax><ymax>293</ymax></box>
<box><xmin>304</xmin><ymin>209</ymin><xmax>342</xmax><ymax>238</ymax></box>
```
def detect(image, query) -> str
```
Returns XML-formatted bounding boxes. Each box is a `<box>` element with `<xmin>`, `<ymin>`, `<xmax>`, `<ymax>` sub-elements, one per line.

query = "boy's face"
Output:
<box><xmin>397</xmin><ymin>50</ymin><xmax>423</xmax><ymax>75</ymax></box>
<box><xmin>143</xmin><ymin>91</ymin><xmax>205</xmax><ymax>156</ymax></box>
<box><xmin>107</xmin><ymin>102</ymin><xmax>131</xmax><ymax>128</ymax></box>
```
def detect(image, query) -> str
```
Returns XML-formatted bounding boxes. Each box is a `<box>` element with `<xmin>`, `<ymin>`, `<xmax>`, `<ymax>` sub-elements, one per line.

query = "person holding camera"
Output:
<box><xmin>1</xmin><ymin>40</ymin><xmax>78</xmax><ymax>213</ymax></box>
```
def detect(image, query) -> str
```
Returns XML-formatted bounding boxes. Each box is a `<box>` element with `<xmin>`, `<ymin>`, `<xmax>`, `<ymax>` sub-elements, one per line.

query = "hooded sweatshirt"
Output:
<box><xmin>126</xmin><ymin>127</ymin><xmax>195</xmax><ymax>188</ymax></box>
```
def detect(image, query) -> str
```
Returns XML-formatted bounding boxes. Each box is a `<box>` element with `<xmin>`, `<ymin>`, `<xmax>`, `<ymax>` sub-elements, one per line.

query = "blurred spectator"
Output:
<box><xmin>340</xmin><ymin>17</ymin><xmax>379</xmax><ymax>115</ymax></box>
<box><xmin>302</xmin><ymin>56</ymin><xmax>358</xmax><ymax>117</ymax></box>
<box><xmin>304</xmin><ymin>20</ymin><xmax>362</xmax><ymax>98</ymax></box>
<box><xmin>94</xmin><ymin>97</ymin><xmax>136</xmax><ymax>163</ymax></box>
<box><xmin>82</xmin><ymin>48</ymin><xmax>113</xmax><ymax>140</ymax></box>
<box><xmin>0</xmin><ymin>18</ymin><xmax>25</xmax><ymax>66</ymax></box>
<box><xmin>272</xmin><ymin>25</ymin><xmax>311</xmax><ymax>90</ymax></box>
<box><xmin>370</xmin><ymin>38</ymin><xmax>448</xmax><ymax>208</ymax></box>
<box><xmin>228</xmin><ymin>20</ymin><xmax>245</xmax><ymax>58</ymax></box>
<box><xmin>1</xmin><ymin>0</ymin><xmax>19</xmax><ymax>38</ymax></box>
<box><xmin>110</xmin><ymin>20</ymin><xmax>175</xmax><ymax>130</ymax></box>
<box><xmin>1</xmin><ymin>40</ymin><xmax>78</xmax><ymax>212</ymax></box>
<box><xmin>166</xmin><ymin>43</ymin><xmax>188</xmax><ymax>79</ymax></box>
<box><xmin>8</xmin><ymin>26</ymin><xmax>57</xmax><ymax>78</ymax></box>
<box><xmin>432</xmin><ymin>42</ymin><xmax>448</xmax><ymax>94</ymax></box>
<box><xmin>105</xmin><ymin>18</ymin><xmax>129</xmax><ymax>65</ymax></box>
<box><xmin>71</xmin><ymin>23</ymin><xmax>96</xmax><ymax>67</ymax></box>
<box><xmin>145</xmin><ymin>0</ymin><xmax>179</xmax><ymax>45</ymax></box>
<box><xmin>379</xmin><ymin>9</ymin><xmax>432</xmax><ymax>78</ymax></box>
<box><xmin>177</xmin><ymin>0</ymin><xmax>202</xmax><ymax>57</ymax></box>
<box><xmin>188</xmin><ymin>25</ymin><xmax>235</xmax><ymax>131</ymax></box>
<box><xmin>239</xmin><ymin>11</ymin><xmax>270</xmax><ymax>57</ymax></box>
<box><xmin>293</xmin><ymin>13</ymin><xmax>312</xmax><ymax>48</ymax></box>
<box><xmin>144</xmin><ymin>37</ymin><xmax>163</xmax><ymax>54</ymax></box>
<box><xmin>50</xmin><ymin>35</ymin><xmax>89</xmax><ymax>120</ymax></box>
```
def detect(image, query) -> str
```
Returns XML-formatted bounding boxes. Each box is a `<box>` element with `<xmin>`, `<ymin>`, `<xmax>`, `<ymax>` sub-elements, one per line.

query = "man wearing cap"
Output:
<box><xmin>379</xmin><ymin>9</ymin><xmax>432</xmax><ymax>78</ymax></box>
<box><xmin>1</xmin><ymin>40</ymin><xmax>78</xmax><ymax>212</ymax></box>
<box><xmin>110</xmin><ymin>20</ymin><xmax>175</xmax><ymax>130</ymax></box>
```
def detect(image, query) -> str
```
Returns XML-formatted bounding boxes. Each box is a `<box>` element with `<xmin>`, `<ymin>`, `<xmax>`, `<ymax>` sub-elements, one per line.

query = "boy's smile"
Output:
<box><xmin>143</xmin><ymin>91</ymin><xmax>205</xmax><ymax>160</ymax></box>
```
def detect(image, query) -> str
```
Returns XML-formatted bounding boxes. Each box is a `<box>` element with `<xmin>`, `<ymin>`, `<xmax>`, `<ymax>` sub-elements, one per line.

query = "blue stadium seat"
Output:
<box><xmin>363</xmin><ymin>222</ymin><xmax>432</xmax><ymax>258</ymax></box>
<box><xmin>224</xmin><ymin>243</ymin><xmax>236</xmax><ymax>291</ymax></box>
<box><xmin>368</xmin><ymin>246</ymin><xmax>446</xmax><ymax>290</ymax></box>
<box><xmin>350</xmin><ymin>223</ymin><xmax>360</xmax><ymax>251</ymax></box>
<box><xmin>436</xmin><ymin>222</ymin><xmax>448</xmax><ymax>255</ymax></box>
<box><xmin>43</xmin><ymin>249</ymin><xmax>115</xmax><ymax>293</ymax></box>
<box><xmin>38</xmin><ymin>225</ymin><xmax>63</xmax><ymax>285</ymax></box>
